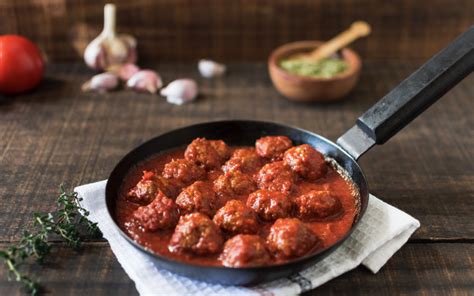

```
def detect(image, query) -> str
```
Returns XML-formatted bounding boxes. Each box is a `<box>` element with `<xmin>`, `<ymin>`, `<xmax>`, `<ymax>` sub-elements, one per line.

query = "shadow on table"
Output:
<box><xmin>0</xmin><ymin>77</ymin><xmax>66</xmax><ymax>111</ymax></box>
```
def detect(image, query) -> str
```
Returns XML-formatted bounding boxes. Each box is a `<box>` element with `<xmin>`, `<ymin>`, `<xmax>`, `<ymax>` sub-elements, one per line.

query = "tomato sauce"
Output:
<box><xmin>115</xmin><ymin>146</ymin><xmax>359</xmax><ymax>266</ymax></box>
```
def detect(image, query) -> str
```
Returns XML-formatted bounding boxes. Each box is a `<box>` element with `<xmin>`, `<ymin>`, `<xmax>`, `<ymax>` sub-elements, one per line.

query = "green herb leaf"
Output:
<box><xmin>0</xmin><ymin>184</ymin><xmax>102</xmax><ymax>295</ymax></box>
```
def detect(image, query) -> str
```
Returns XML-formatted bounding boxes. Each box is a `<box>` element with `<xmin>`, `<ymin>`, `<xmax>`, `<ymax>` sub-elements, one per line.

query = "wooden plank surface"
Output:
<box><xmin>0</xmin><ymin>0</ymin><xmax>472</xmax><ymax>62</ymax></box>
<box><xmin>0</xmin><ymin>243</ymin><xmax>472</xmax><ymax>295</ymax></box>
<box><xmin>0</xmin><ymin>62</ymin><xmax>473</xmax><ymax>294</ymax></box>
<box><xmin>0</xmin><ymin>63</ymin><xmax>472</xmax><ymax>241</ymax></box>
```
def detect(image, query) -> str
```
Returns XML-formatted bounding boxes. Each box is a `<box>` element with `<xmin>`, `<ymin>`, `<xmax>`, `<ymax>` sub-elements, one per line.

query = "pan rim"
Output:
<box><xmin>104</xmin><ymin>119</ymin><xmax>369</xmax><ymax>272</ymax></box>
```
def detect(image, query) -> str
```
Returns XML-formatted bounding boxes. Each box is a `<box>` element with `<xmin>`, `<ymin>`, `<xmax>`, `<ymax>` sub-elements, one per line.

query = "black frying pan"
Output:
<box><xmin>105</xmin><ymin>27</ymin><xmax>473</xmax><ymax>285</ymax></box>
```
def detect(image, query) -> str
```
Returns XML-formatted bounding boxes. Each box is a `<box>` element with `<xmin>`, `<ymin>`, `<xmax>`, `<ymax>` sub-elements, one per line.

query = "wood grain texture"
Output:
<box><xmin>0</xmin><ymin>62</ymin><xmax>472</xmax><ymax>294</ymax></box>
<box><xmin>0</xmin><ymin>0</ymin><xmax>472</xmax><ymax>62</ymax></box>
<box><xmin>0</xmin><ymin>63</ymin><xmax>472</xmax><ymax>242</ymax></box>
<box><xmin>0</xmin><ymin>243</ymin><xmax>137</xmax><ymax>296</ymax></box>
<box><xmin>0</xmin><ymin>243</ymin><xmax>472</xmax><ymax>295</ymax></box>
<box><xmin>307</xmin><ymin>243</ymin><xmax>474</xmax><ymax>295</ymax></box>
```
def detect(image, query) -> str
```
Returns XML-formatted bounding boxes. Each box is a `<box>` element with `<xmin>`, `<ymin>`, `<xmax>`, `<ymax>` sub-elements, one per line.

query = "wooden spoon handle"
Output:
<box><xmin>307</xmin><ymin>21</ymin><xmax>371</xmax><ymax>62</ymax></box>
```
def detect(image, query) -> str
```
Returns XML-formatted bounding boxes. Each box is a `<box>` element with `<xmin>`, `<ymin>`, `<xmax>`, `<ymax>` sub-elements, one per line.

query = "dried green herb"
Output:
<box><xmin>0</xmin><ymin>185</ymin><xmax>101</xmax><ymax>295</ymax></box>
<box><xmin>279</xmin><ymin>57</ymin><xmax>349</xmax><ymax>78</ymax></box>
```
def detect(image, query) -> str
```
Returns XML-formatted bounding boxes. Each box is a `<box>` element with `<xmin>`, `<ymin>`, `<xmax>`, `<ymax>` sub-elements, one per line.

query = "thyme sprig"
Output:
<box><xmin>0</xmin><ymin>185</ymin><xmax>101</xmax><ymax>295</ymax></box>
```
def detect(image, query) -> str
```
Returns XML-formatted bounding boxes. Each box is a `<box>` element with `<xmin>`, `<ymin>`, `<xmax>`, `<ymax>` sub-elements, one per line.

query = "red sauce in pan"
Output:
<box><xmin>115</xmin><ymin>138</ymin><xmax>359</xmax><ymax>267</ymax></box>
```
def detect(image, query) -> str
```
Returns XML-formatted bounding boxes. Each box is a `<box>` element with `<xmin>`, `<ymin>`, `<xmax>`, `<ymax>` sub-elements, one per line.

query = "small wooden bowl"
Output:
<box><xmin>268</xmin><ymin>41</ymin><xmax>361</xmax><ymax>102</ymax></box>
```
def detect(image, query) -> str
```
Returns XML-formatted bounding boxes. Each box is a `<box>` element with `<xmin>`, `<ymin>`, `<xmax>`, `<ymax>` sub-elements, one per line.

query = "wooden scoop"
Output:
<box><xmin>292</xmin><ymin>21</ymin><xmax>371</xmax><ymax>62</ymax></box>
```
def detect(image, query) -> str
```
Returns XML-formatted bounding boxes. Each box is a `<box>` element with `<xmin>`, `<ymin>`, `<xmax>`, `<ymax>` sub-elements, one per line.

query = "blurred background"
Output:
<box><xmin>1</xmin><ymin>0</ymin><xmax>472</xmax><ymax>63</ymax></box>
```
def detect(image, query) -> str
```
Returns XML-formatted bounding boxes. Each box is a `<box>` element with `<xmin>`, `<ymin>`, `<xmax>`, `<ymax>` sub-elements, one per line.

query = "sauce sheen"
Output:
<box><xmin>115</xmin><ymin>146</ymin><xmax>358</xmax><ymax>267</ymax></box>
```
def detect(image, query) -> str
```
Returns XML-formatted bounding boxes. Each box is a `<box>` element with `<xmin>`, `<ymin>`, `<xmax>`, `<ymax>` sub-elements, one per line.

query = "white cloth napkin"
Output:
<box><xmin>75</xmin><ymin>180</ymin><xmax>420</xmax><ymax>296</ymax></box>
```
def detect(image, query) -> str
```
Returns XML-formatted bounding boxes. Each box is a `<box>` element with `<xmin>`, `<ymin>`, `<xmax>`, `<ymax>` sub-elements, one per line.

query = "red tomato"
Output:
<box><xmin>0</xmin><ymin>35</ymin><xmax>44</xmax><ymax>94</ymax></box>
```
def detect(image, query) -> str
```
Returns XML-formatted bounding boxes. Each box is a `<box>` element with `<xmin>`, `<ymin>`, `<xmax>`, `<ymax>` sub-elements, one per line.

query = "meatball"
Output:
<box><xmin>295</xmin><ymin>190</ymin><xmax>343</xmax><ymax>221</ymax></box>
<box><xmin>283</xmin><ymin>144</ymin><xmax>327</xmax><ymax>180</ymax></box>
<box><xmin>267</xmin><ymin>218</ymin><xmax>319</xmax><ymax>258</ymax></box>
<box><xmin>133</xmin><ymin>191</ymin><xmax>179</xmax><ymax>231</ymax></box>
<box><xmin>184</xmin><ymin>138</ymin><xmax>230</xmax><ymax>169</ymax></box>
<box><xmin>214</xmin><ymin>170</ymin><xmax>257</xmax><ymax>198</ymax></box>
<box><xmin>176</xmin><ymin>181</ymin><xmax>217</xmax><ymax>216</ymax></box>
<box><xmin>127</xmin><ymin>171</ymin><xmax>181</xmax><ymax>203</ymax></box>
<box><xmin>169</xmin><ymin>213</ymin><xmax>224</xmax><ymax>255</ymax></box>
<box><xmin>255</xmin><ymin>136</ymin><xmax>292</xmax><ymax>160</ymax></box>
<box><xmin>154</xmin><ymin>175</ymin><xmax>183</xmax><ymax>199</ymax></box>
<box><xmin>127</xmin><ymin>179</ymin><xmax>157</xmax><ymax>204</ymax></box>
<box><xmin>220</xmin><ymin>235</ymin><xmax>271</xmax><ymax>267</ymax></box>
<box><xmin>256</xmin><ymin>161</ymin><xmax>294</xmax><ymax>193</ymax></box>
<box><xmin>213</xmin><ymin>200</ymin><xmax>259</xmax><ymax>235</ymax></box>
<box><xmin>163</xmin><ymin>158</ymin><xmax>206</xmax><ymax>185</ymax></box>
<box><xmin>222</xmin><ymin>148</ymin><xmax>262</xmax><ymax>173</ymax></box>
<box><xmin>209</xmin><ymin>140</ymin><xmax>232</xmax><ymax>160</ymax></box>
<box><xmin>246</xmin><ymin>189</ymin><xmax>292</xmax><ymax>221</ymax></box>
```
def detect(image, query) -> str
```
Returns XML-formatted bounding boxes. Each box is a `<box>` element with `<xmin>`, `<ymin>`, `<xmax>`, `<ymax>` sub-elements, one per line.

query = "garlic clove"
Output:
<box><xmin>84</xmin><ymin>39</ymin><xmax>107</xmax><ymax>70</ymax></box>
<box><xmin>198</xmin><ymin>59</ymin><xmax>226</xmax><ymax>78</ymax></box>
<box><xmin>82</xmin><ymin>72</ymin><xmax>119</xmax><ymax>92</ymax></box>
<box><xmin>120</xmin><ymin>34</ymin><xmax>137</xmax><ymax>49</ymax></box>
<box><xmin>102</xmin><ymin>38</ymin><xmax>130</xmax><ymax>65</ymax></box>
<box><xmin>160</xmin><ymin>79</ymin><xmax>198</xmax><ymax>104</ymax></box>
<box><xmin>108</xmin><ymin>63</ymin><xmax>140</xmax><ymax>81</ymax></box>
<box><xmin>166</xmin><ymin>96</ymin><xmax>187</xmax><ymax>105</ymax></box>
<box><xmin>120</xmin><ymin>34</ymin><xmax>138</xmax><ymax>64</ymax></box>
<box><xmin>126</xmin><ymin>70</ymin><xmax>163</xmax><ymax>94</ymax></box>
<box><xmin>83</xmin><ymin>4</ymin><xmax>138</xmax><ymax>71</ymax></box>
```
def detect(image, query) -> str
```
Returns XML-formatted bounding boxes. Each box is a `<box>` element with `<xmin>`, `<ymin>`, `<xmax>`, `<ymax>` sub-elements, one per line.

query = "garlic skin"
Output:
<box><xmin>126</xmin><ymin>70</ymin><xmax>163</xmax><ymax>94</ymax></box>
<box><xmin>108</xmin><ymin>63</ymin><xmax>140</xmax><ymax>81</ymax></box>
<box><xmin>160</xmin><ymin>79</ymin><xmax>198</xmax><ymax>105</ymax></box>
<box><xmin>198</xmin><ymin>59</ymin><xmax>226</xmax><ymax>78</ymax></box>
<box><xmin>82</xmin><ymin>72</ymin><xmax>119</xmax><ymax>92</ymax></box>
<box><xmin>84</xmin><ymin>39</ymin><xmax>107</xmax><ymax>70</ymax></box>
<box><xmin>84</xmin><ymin>4</ymin><xmax>137</xmax><ymax>71</ymax></box>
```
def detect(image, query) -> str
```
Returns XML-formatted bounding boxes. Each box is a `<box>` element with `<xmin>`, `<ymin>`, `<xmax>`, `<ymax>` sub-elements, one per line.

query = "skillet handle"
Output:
<box><xmin>337</xmin><ymin>26</ymin><xmax>474</xmax><ymax>160</ymax></box>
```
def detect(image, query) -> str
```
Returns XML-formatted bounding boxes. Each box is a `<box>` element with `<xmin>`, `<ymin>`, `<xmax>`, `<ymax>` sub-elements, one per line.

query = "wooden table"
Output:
<box><xmin>0</xmin><ymin>62</ymin><xmax>472</xmax><ymax>295</ymax></box>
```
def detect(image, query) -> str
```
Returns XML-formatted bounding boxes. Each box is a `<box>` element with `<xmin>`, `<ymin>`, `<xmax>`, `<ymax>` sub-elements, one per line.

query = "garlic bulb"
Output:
<box><xmin>160</xmin><ymin>79</ymin><xmax>198</xmax><ymax>105</ymax></box>
<box><xmin>126</xmin><ymin>70</ymin><xmax>163</xmax><ymax>94</ymax></box>
<box><xmin>109</xmin><ymin>63</ymin><xmax>140</xmax><ymax>81</ymax></box>
<box><xmin>198</xmin><ymin>59</ymin><xmax>226</xmax><ymax>78</ymax></box>
<box><xmin>82</xmin><ymin>72</ymin><xmax>119</xmax><ymax>92</ymax></box>
<box><xmin>84</xmin><ymin>4</ymin><xmax>137</xmax><ymax>70</ymax></box>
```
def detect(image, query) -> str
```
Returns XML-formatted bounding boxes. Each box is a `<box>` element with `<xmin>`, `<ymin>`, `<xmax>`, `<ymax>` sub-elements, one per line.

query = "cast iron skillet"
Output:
<box><xmin>105</xmin><ymin>27</ymin><xmax>473</xmax><ymax>285</ymax></box>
